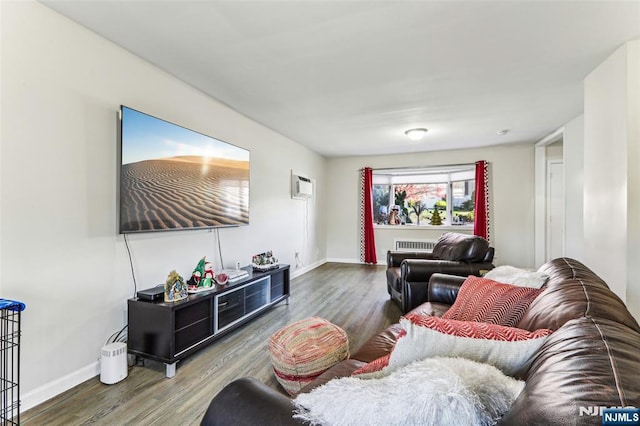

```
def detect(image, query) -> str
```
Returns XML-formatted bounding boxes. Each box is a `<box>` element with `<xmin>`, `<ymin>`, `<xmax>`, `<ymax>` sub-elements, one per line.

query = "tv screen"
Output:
<box><xmin>118</xmin><ymin>106</ymin><xmax>250</xmax><ymax>233</ymax></box>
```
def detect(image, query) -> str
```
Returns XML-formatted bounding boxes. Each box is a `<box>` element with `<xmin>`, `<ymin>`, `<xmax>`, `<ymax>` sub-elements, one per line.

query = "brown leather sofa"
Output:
<box><xmin>387</xmin><ymin>232</ymin><xmax>495</xmax><ymax>313</ymax></box>
<box><xmin>202</xmin><ymin>258</ymin><xmax>640</xmax><ymax>425</ymax></box>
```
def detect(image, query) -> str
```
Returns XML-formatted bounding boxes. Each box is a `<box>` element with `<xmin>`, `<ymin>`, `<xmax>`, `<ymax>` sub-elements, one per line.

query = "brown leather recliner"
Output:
<box><xmin>386</xmin><ymin>232</ymin><xmax>495</xmax><ymax>313</ymax></box>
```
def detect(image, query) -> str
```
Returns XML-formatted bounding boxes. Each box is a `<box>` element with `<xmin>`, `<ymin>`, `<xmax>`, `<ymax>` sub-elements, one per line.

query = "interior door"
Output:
<box><xmin>546</xmin><ymin>161</ymin><xmax>564</xmax><ymax>261</ymax></box>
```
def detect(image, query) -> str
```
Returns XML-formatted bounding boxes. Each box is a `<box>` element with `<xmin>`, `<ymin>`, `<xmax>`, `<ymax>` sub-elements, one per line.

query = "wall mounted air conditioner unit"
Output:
<box><xmin>291</xmin><ymin>171</ymin><xmax>313</xmax><ymax>199</ymax></box>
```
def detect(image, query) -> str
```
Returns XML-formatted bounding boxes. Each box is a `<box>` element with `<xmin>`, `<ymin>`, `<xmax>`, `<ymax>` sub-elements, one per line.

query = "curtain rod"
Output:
<box><xmin>372</xmin><ymin>162</ymin><xmax>477</xmax><ymax>171</ymax></box>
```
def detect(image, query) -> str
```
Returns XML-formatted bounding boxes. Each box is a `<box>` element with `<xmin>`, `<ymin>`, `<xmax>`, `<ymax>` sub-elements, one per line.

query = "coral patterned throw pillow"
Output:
<box><xmin>352</xmin><ymin>315</ymin><xmax>552</xmax><ymax>377</ymax></box>
<box><xmin>442</xmin><ymin>276</ymin><xmax>544</xmax><ymax>327</ymax></box>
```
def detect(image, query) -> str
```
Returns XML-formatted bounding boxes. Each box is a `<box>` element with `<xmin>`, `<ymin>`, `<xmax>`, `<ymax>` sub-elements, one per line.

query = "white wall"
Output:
<box><xmin>545</xmin><ymin>142</ymin><xmax>563</xmax><ymax>161</ymax></box>
<box><xmin>625</xmin><ymin>40</ymin><xmax>640</xmax><ymax>319</ymax></box>
<box><xmin>326</xmin><ymin>144</ymin><xmax>536</xmax><ymax>268</ymax></box>
<box><xmin>583</xmin><ymin>40</ymin><xmax>639</xmax><ymax>319</ymax></box>
<box><xmin>0</xmin><ymin>1</ymin><xmax>326</xmax><ymax>409</ymax></box>
<box><xmin>563</xmin><ymin>115</ymin><xmax>584</xmax><ymax>260</ymax></box>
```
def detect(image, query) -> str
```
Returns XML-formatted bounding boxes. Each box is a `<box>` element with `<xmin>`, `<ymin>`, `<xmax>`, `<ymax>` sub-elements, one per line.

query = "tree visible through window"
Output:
<box><xmin>372</xmin><ymin>166</ymin><xmax>475</xmax><ymax>226</ymax></box>
<box><xmin>452</xmin><ymin>181</ymin><xmax>475</xmax><ymax>225</ymax></box>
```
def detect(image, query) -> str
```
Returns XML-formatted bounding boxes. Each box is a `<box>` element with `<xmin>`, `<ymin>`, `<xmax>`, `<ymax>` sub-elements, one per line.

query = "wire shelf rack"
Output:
<box><xmin>0</xmin><ymin>300</ymin><xmax>25</xmax><ymax>426</ymax></box>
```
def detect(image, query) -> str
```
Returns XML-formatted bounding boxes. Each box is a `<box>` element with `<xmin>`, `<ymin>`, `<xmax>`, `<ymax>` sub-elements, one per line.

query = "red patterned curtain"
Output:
<box><xmin>359</xmin><ymin>167</ymin><xmax>377</xmax><ymax>264</ymax></box>
<box><xmin>474</xmin><ymin>161</ymin><xmax>490</xmax><ymax>241</ymax></box>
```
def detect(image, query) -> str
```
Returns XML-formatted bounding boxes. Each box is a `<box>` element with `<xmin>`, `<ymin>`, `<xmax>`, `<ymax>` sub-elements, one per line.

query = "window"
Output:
<box><xmin>372</xmin><ymin>165</ymin><xmax>475</xmax><ymax>226</ymax></box>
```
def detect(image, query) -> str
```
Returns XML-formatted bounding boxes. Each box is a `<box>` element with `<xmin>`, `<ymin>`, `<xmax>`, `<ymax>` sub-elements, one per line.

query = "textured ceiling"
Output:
<box><xmin>42</xmin><ymin>1</ymin><xmax>640</xmax><ymax>157</ymax></box>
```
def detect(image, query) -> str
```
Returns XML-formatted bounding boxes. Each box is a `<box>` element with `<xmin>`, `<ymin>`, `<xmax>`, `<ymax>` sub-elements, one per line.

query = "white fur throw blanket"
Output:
<box><xmin>293</xmin><ymin>357</ymin><xmax>524</xmax><ymax>426</ymax></box>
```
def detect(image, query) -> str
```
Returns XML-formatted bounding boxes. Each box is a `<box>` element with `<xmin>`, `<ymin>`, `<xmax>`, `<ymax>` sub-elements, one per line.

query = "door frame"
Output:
<box><xmin>534</xmin><ymin>127</ymin><xmax>564</xmax><ymax>267</ymax></box>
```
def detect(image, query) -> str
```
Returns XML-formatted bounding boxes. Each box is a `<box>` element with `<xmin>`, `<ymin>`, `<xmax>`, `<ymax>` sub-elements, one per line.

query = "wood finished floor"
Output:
<box><xmin>22</xmin><ymin>263</ymin><xmax>401</xmax><ymax>425</ymax></box>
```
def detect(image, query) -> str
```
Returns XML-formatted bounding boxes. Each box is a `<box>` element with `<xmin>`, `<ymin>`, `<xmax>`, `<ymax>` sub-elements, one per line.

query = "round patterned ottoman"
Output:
<box><xmin>268</xmin><ymin>317</ymin><xmax>349</xmax><ymax>395</ymax></box>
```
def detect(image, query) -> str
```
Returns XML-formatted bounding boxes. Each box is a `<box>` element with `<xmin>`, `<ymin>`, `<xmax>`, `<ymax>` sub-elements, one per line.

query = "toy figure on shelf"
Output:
<box><xmin>164</xmin><ymin>270</ymin><xmax>187</xmax><ymax>302</ymax></box>
<box><xmin>187</xmin><ymin>257</ymin><xmax>206</xmax><ymax>287</ymax></box>
<box><xmin>187</xmin><ymin>256</ymin><xmax>216</xmax><ymax>290</ymax></box>
<box><xmin>202</xmin><ymin>261</ymin><xmax>215</xmax><ymax>288</ymax></box>
<box><xmin>387</xmin><ymin>205</ymin><xmax>401</xmax><ymax>225</ymax></box>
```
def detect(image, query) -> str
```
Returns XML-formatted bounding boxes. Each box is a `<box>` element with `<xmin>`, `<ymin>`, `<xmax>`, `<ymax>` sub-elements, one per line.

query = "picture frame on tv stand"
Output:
<box><xmin>118</xmin><ymin>106</ymin><xmax>250</xmax><ymax>233</ymax></box>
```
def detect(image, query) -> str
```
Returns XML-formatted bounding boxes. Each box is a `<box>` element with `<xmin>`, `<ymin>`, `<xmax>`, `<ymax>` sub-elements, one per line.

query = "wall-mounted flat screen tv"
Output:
<box><xmin>118</xmin><ymin>106</ymin><xmax>250</xmax><ymax>233</ymax></box>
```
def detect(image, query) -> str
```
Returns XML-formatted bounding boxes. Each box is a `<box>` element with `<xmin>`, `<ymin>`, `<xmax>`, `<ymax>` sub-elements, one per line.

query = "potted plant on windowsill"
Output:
<box><xmin>408</xmin><ymin>200</ymin><xmax>427</xmax><ymax>225</ymax></box>
<box><xmin>394</xmin><ymin>190</ymin><xmax>410</xmax><ymax>224</ymax></box>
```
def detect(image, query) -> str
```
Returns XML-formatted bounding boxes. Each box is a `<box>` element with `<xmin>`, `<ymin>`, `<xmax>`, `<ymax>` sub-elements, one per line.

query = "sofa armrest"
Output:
<box><xmin>484</xmin><ymin>247</ymin><xmax>495</xmax><ymax>263</ymax></box>
<box><xmin>400</xmin><ymin>260</ymin><xmax>494</xmax><ymax>312</ymax></box>
<box><xmin>400</xmin><ymin>259</ymin><xmax>461</xmax><ymax>312</ymax></box>
<box><xmin>428</xmin><ymin>273</ymin><xmax>466</xmax><ymax>305</ymax></box>
<box><xmin>387</xmin><ymin>250</ymin><xmax>437</xmax><ymax>267</ymax></box>
<box><xmin>201</xmin><ymin>378</ymin><xmax>300</xmax><ymax>426</ymax></box>
<box><xmin>400</xmin><ymin>260</ymin><xmax>431</xmax><ymax>312</ymax></box>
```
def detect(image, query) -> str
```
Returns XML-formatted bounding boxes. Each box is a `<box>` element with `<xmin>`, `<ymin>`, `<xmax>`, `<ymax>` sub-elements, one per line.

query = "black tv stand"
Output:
<box><xmin>127</xmin><ymin>265</ymin><xmax>290</xmax><ymax>378</ymax></box>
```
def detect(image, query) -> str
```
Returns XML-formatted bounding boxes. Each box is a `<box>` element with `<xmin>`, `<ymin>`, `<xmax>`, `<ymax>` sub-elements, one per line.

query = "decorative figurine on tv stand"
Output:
<box><xmin>252</xmin><ymin>251</ymin><xmax>279</xmax><ymax>272</ymax></box>
<box><xmin>202</xmin><ymin>261</ymin><xmax>215</xmax><ymax>287</ymax></box>
<box><xmin>187</xmin><ymin>256</ymin><xmax>216</xmax><ymax>293</ymax></box>
<box><xmin>164</xmin><ymin>270</ymin><xmax>187</xmax><ymax>302</ymax></box>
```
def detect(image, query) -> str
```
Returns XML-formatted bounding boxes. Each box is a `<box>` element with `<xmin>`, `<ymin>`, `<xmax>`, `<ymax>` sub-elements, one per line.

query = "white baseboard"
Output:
<box><xmin>21</xmin><ymin>258</ymin><xmax>374</xmax><ymax>414</ymax></box>
<box><xmin>22</xmin><ymin>264</ymin><xmax>323</xmax><ymax>415</ymax></box>
<box><xmin>326</xmin><ymin>257</ymin><xmax>386</xmax><ymax>266</ymax></box>
<box><xmin>290</xmin><ymin>258</ymin><xmax>327</xmax><ymax>279</ymax></box>
<box><xmin>21</xmin><ymin>360</ymin><xmax>100</xmax><ymax>412</ymax></box>
<box><xmin>325</xmin><ymin>257</ymin><xmax>360</xmax><ymax>264</ymax></box>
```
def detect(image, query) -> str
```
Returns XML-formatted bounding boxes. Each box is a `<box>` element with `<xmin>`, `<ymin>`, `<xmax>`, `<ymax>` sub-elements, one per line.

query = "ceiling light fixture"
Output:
<box><xmin>404</xmin><ymin>128</ymin><xmax>428</xmax><ymax>141</ymax></box>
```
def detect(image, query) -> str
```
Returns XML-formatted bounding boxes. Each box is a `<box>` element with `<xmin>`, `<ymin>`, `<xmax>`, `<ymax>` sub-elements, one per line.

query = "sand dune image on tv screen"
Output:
<box><xmin>120</xmin><ymin>156</ymin><xmax>249</xmax><ymax>232</ymax></box>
